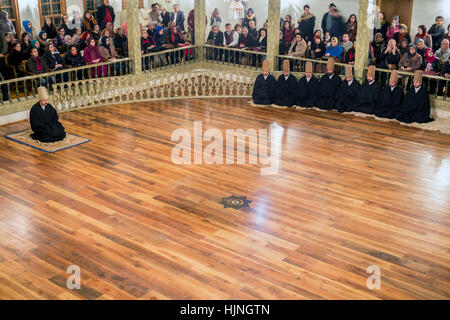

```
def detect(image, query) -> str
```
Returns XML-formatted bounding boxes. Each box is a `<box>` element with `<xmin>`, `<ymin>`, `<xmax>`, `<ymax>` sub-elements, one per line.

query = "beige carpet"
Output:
<box><xmin>5</xmin><ymin>130</ymin><xmax>90</xmax><ymax>153</ymax></box>
<box><xmin>248</xmin><ymin>100</ymin><xmax>450</xmax><ymax>135</ymax></box>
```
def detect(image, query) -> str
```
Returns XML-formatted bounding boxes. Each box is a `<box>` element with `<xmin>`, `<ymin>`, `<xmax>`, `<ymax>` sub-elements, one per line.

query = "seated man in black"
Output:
<box><xmin>316</xmin><ymin>58</ymin><xmax>341</xmax><ymax>110</ymax></box>
<box><xmin>295</xmin><ymin>61</ymin><xmax>319</xmax><ymax>108</ymax></box>
<box><xmin>374</xmin><ymin>70</ymin><xmax>403</xmax><ymax>119</ymax></box>
<box><xmin>354</xmin><ymin>65</ymin><xmax>380</xmax><ymax>114</ymax></box>
<box><xmin>252</xmin><ymin>60</ymin><xmax>276</xmax><ymax>105</ymax></box>
<box><xmin>30</xmin><ymin>87</ymin><xmax>66</xmax><ymax>142</ymax></box>
<box><xmin>335</xmin><ymin>65</ymin><xmax>360</xmax><ymax>113</ymax></box>
<box><xmin>396</xmin><ymin>70</ymin><xmax>433</xmax><ymax>123</ymax></box>
<box><xmin>275</xmin><ymin>60</ymin><xmax>297</xmax><ymax>107</ymax></box>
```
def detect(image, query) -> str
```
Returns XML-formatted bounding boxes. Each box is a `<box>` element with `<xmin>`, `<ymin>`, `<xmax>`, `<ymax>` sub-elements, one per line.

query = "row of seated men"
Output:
<box><xmin>252</xmin><ymin>60</ymin><xmax>433</xmax><ymax>124</ymax></box>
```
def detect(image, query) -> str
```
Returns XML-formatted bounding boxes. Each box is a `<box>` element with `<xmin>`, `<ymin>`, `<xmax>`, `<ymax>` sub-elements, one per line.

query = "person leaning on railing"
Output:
<box><xmin>288</xmin><ymin>33</ymin><xmax>307</xmax><ymax>72</ymax></box>
<box><xmin>207</xmin><ymin>24</ymin><xmax>224</xmax><ymax>61</ymax></box>
<box><xmin>166</xmin><ymin>22</ymin><xmax>185</xmax><ymax>64</ymax></box>
<box><xmin>324</xmin><ymin>36</ymin><xmax>343</xmax><ymax>59</ymax></box>
<box><xmin>99</xmin><ymin>35</ymin><xmax>122</xmax><ymax>75</ymax></box>
<box><xmin>84</xmin><ymin>37</ymin><xmax>107</xmax><ymax>77</ymax></box>
<box><xmin>223</xmin><ymin>23</ymin><xmax>239</xmax><ymax>63</ymax></box>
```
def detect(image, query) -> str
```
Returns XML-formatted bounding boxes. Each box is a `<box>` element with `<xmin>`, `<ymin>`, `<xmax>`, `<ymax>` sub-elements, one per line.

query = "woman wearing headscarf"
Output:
<box><xmin>99</xmin><ymin>35</ymin><xmax>122</xmax><ymax>75</ymax></box>
<box><xmin>242</xmin><ymin>8</ymin><xmax>256</xmax><ymax>29</ymax></box>
<box><xmin>42</xmin><ymin>17</ymin><xmax>57</xmax><ymax>39</ymax></box>
<box><xmin>82</xmin><ymin>11</ymin><xmax>97</xmax><ymax>32</ymax></box>
<box><xmin>422</xmin><ymin>48</ymin><xmax>441</xmax><ymax>74</ymax></box>
<box><xmin>414</xmin><ymin>25</ymin><xmax>433</xmax><ymax>49</ymax></box>
<box><xmin>32</xmin><ymin>39</ymin><xmax>45</xmax><ymax>56</ymax></box>
<box><xmin>399</xmin><ymin>43</ymin><xmax>423</xmax><ymax>87</ymax></box>
<box><xmin>399</xmin><ymin>44</ymin><xmax>422</xmax><ymax>72</ymax></box>
<box><xmin>324</xmin><ymin>36</ymin><xmax>344</xmax><ymax>60</ymax></box>
<box><xmin>22</xmin><ymin>20</ymin><xmax>38</xmax><ymax>40</ymax></box>
<box><xmin>38</xmin><ymin>31</ymin><xmax>48</xmax><ymax>47</ymax></box>
<box><xmin>84</xmin><ymin>37</ymin><xmax>107</xmax><ymax>77</ymax></box>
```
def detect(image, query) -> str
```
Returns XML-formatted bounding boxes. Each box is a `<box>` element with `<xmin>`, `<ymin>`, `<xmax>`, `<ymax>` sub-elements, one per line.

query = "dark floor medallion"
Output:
<box><xmin>219</xmin><ymin>195</ymin><xmax>252</xmax><ymax>210</ymax></box>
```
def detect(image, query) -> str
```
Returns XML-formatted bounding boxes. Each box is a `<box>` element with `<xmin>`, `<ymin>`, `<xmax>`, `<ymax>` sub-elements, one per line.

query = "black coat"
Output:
<box><xmin>316</xmin><ymin>73</ymin><xmax>341</xmax><ymax>110</ymax></box>
<box><xmin>295</xmin><ymin>75</ymin><xmax>319</xmax><ymax>108</ymax></box>
<box><xmin>355</xmin><ymin>81</ymin><xmax>380</xmax><ymax>114</ymax></box>
<box><xmin>396</xmin><ymin>85</ymin><xmax>431</xmax><ymax>123</ymax></box>
<box><xmin>29</xmin><ymin>102</ymin><xmax>66</xmax><ymax>142</ymax></box>
<box><xmin>252</xmin><ymin>74</ymin><xmax>276</xmax><ymax>105</ymax></box>
<box><xmin>275</xmin><ymin>74</ymin><xmax>297</xmax><ymax>107</ymax></box>
<box><xmin>65</xmin><ymin>52</ymin><xmax>85</xmax><ymax>67</ymax></box>
<box><xmin>43</xmin><ymin>51</ymin><xmax>66</xmax><ymax>70</ymax></box>
<box><xmin>96</xmin><ymin>5</ymin><xmax>116</xmax><ymax>29</ymax></box>
<box><xmin>161</xmin><ymin>12</ymin><xmax>171</xmax><ymax>28</ymax></box>
<box><xmin>374</xmin><ymin>85</ymin><xmax>403</xmax><ymax>119</ymax></box>
<box><xmin>335</xmin><ymin>79</ymin><xmax>361</xmax><ymax>113</ymax></box>
<box><xmin>298</xmin><ymin>15</ymin><xmax>315</xmax><ymax>42</ymax></box>
<box><xmin>379</xmin><ymin>49</ymin><xmax>400</xmax><ymax>68</ymax></box>
<box><xmin>207</xmin><ymin>31</ymin><xmax>224</xmax><ymax>46</ymax></box>
<box><xmin>42</xmin><ymin>23</ymin><xmax>57</xmax><ymax>39</ymax></box>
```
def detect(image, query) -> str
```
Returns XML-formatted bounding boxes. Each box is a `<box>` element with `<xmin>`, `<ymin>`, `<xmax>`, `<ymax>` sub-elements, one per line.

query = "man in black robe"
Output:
<box><xmin>354</xmin><ymin>65</ymin><xmax>380</xmax><ymax>114</ymax></box>
<box><xmin>30</xmin><ymin>87</ymin><xmax>66</xmax><ymax>143</ymax></box>
<box><xmin>252</xmin><ymin>60</ymin><xmax>276</xmax><ymax>105</ymax></box>
<box><xmin>396</xmin><ymin>70</ymin><xmax>433</xmax><ymax>123</ymax></box>
<box><xmin>316</xmin><ymin>58</ymin><xmax>341</xmax><ymax>110</ymax></box>
<box><xmin>335</xmin><ymin>65</ymin><xmax>360</xmax><ymax>113</ymax></box>
<box><xmin>275</xmin><ymin>60</ymin><xmax>297</xmax><ymax>107</ymax></box>
<box><xmin>295</xmin><ymin>61</ymin><xmax>319</xmax><ymax>108</ymax></box>
<box><xmin>374</xmin><ymin>70</ymin><xmax>403</xmax><ymax>119</ymax></box>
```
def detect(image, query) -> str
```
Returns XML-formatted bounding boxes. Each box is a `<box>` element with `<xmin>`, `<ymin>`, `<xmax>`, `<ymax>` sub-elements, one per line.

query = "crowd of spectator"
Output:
<box><xmin>1</xmin><ymin>1</ymin><xmax>450</xmax><ymax>102</ymax></box>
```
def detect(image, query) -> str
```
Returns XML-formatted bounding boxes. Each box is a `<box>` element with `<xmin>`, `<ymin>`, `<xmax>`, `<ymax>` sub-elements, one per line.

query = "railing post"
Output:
<box><xmin>267</xmin><ymin>0</ymin><xmax>281</xmax><ymax>71</ymax></box>
<box><xmin>127</xmin><ymin>0</ymin><xmax>143</xmax><ymax>75</ymax></box>
<box><xmin>354</xmin><ymin>0</ymin><xmax>373</xmax><ymax>82</ymax></box>
<box><xmin>194</xmin><ymin>0</ymin><xmax>206</xmax><ymax>60</ymax></box>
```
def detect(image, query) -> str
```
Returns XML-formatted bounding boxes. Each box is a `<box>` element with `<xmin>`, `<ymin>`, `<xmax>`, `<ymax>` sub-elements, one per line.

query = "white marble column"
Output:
<box><xmin>194</xmin><ymin>0</ymin><xmax>206</xmax><ymax>46</ymax></box>
<box><xmin>354</xmin><ymin>0</ymin><xmax>373</xmax><ymax>82</ymax></box>
<box><xmin>267</xmin><ymin>0</ymin><xmax>281</xmax><ymax>71</ymax></box>
<box><xmin>127</xmin><ymin>0</ymin><xmax>142</xmax><ymax>75</ymax></box>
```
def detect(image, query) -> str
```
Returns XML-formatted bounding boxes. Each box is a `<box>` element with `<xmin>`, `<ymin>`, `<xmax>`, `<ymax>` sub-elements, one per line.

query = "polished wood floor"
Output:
<box><xmin>0</xmin><ymin>98</ymin><xmax>449</xmax><ymax>300</ymax></box>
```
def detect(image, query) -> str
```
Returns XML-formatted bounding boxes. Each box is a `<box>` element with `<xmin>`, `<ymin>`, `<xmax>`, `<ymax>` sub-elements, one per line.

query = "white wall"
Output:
<box><xmin>410</xmin><ymin>0</ymin><xmax>450</xmax><ymax>36</ymax></box>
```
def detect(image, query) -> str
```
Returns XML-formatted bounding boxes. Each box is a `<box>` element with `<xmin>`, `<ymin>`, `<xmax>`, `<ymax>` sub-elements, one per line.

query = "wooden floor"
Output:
<box><xmin>0</xmin><ymin>98</ymin><xmax>449</xmax><ymax>300</ymax></box>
